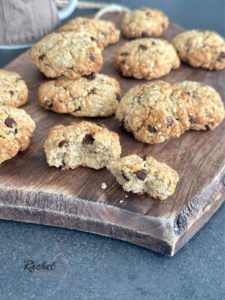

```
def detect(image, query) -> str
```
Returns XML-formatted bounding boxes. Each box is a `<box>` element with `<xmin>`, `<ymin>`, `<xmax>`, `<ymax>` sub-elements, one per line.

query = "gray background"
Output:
<box><xmin>0</xmin><ymin>1</ymin><xmax>225</xmax><ymax>299</ymax></box>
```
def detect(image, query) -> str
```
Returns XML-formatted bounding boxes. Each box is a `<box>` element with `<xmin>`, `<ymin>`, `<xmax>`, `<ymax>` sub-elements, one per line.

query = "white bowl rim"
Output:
<box><xmin>0</xmin><ymin>44</ymin><xmax>32</xmax><ymax>50</ymax></box>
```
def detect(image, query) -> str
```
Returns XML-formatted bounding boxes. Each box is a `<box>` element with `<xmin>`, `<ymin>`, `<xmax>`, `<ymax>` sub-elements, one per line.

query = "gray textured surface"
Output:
<box><xmin>0</xmin><ymin>1</ymin><xmax>225</xmax><ymax>299</ymax></box>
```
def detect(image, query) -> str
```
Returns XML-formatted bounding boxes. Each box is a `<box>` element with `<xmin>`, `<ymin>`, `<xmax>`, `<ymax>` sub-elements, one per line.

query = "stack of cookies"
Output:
<box><xmin>1</xmin><ymin>7</ymin><xmax>225</xmax><ymax>201</ymax></box>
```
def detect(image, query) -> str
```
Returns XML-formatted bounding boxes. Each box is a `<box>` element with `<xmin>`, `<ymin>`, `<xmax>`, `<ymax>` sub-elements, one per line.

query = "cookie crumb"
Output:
<box><xmin>101</xmin><ymin>182</ymin><xmax>107</xmax><ymax>190</ymax></box>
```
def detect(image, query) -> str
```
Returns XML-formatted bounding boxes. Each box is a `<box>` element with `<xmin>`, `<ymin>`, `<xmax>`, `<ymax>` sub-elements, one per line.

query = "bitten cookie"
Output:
<box><xmin>107</xmin><ymin>154</ymin><xmax>179</xmax><ymax>200</ymax></box>
<box><xmin>38</xmin><ymin>74</ymin><xmax>120</xmax><ymax>117</ymax></box>
<box><xmin>115</xmin><ymin>80</ymin><xmax>190</xmax><ymax>144</ymax></box>
<box><xmin>174</xmin><ymin>81</ymin><xmax>225</xmax><ymax>130</ymax></box>
<box><xmin>44</xmin><ymin>121</ymin><xmax>121</xmax><ymax>170</ymax></box>
<box><xmin>115</xmin><ymin>38</ymin><xmax>180</xmax><ymax>80</ymax></box>
<box><xmin>121</xmin><ymin>7</ymin><xmax>169</xmax><ymax>38</ymax></box>
<box><xmin>58</xmin><ymin>17</ymin><xmax>120</xmax><ymax>48</ymax></box>
<box><xmin>0</xmin><ymin>70</ymin><xmax>28</xmax><ymax>107</ymax></box>
<box><xmin>30</xmin><ymin>32</ymin><xmax>103</xmax><ymax>79</ymax></box>
<box><xmin>0</xmin><ymin>106</ymin><xmax>36</xmax><ymax>165</ymax></box>
<box><xmin>172</xmin><ymin>30</ymin><xmax>225</xmax><ymax>70</ymax></box>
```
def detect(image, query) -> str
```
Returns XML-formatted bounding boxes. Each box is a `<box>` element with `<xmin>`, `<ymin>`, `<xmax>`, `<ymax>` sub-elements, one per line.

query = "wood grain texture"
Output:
<box><xmin>0</xmin><ymin>13</ymin><xmax>225</xmax><ymax>256</ymax></box>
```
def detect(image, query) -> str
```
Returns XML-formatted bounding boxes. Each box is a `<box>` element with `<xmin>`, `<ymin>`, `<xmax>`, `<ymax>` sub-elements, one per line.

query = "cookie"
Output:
<box><xmin>174</xmin><ymin>81</ymin><xmax>225</xmax><ymax>130</ymax></box>
<box><xmin>0</xmin><ymin>106</ymin><xmax>36</xmax><ymax>165</ymax></box>
<box><xmin>115</xmin><ymin>38</ymin><xmax>180</xmax><ymax>80</ymax></box>
<box><xmin>172</xmin><ymin>30</ymin><xmax>225</xmax><ymax>70</ymax></box>
<box><xmin>44</xmin><ymin>121</ymin><xmax>121</xmax><ymax>170</ymax></box>
<box><xmin>38</xmin><ymin>74</ymin><xmax>120</xmax><ymax>117</ymax></box>
<box><xmin>107</xmin><ymin>154</ymin><xmax>179</xmax><ymax>200</ymax></box>
<box><xmin>30</xmin><ymin>32</ymin><xmax>103</xmax><ymax>79</ymax></box>
<box><xmin>0</xmin><ymin>70</ymin><xmax>28</xmax><ymax>107</ymax></box>
<box><xmin>58</xmin><ymin>17</ymin><xmax>120</xmax><ymax>48</ymax></box>
<box><xmin>121</xmin><ymin>7</ymin><xmax>169</xmax><ymax>38</ymax></box>
<box><xmin>115</xmin><ymin>80</ymin><xmax>190</xmax><ymax>144</ymax></box>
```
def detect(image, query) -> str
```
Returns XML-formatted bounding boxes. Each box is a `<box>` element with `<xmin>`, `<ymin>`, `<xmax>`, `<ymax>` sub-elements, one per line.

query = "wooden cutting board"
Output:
<box><xmin>0</xmin><ymin>13</ymin><xmax>225</xmax><ymax>256</ymax></box>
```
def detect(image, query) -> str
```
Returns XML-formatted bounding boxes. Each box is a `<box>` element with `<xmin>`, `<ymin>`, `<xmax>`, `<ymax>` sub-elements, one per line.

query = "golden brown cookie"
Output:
<box><xmin>172</xmin><ymin>30</ymin><xmax>225</xmax><ymax>70</ymax></box>
<box><xmin>0</xmin><ymin>70</ymin><xmax>28</xmax><ymax>107</ymax></box>
<box><xmin>30</xmin><ymin>32</ymin><xmax>103</xmax><ymax>79</ymax></box>
<box><xmin>58</xmin><ymin>17</ymin><xmax>120</xmax><ymax>48</ymax></box>
<box><xmin>0</xmin><ymin>106</ymin><xmax>36</xmax><ymax>165</ymax></box>
<box><xmin>44</xmin><ymin>121</ymin><xmax>121</xmax><ymax>170</ymax></box>
<box><xmin>107</xmin><ymin>154</ymin><xmax>179</xmax><ymax>200</ymax></box>
<box><xmin>174</xmin><ymin>81</ymin><xmax>225</xmax><ymax>130</ymax></box>
<box><xmin>38</xmin><ymin>74</ymin><xmax>120</xmax><ymax>117</ymax></box>
<box><xmin>122</xmin><ymin>7</ymin><xmax>169</xmax><ymax>38</ymax></box>
<box><xmin>115</xmin><ymin>80</ymin><xmax>190</xmax><ymax>144</ymax></box>
<box><xmin>115</xmin><ymin>38</ymin><xmax>180</xmax><ymax>80</ymax></box>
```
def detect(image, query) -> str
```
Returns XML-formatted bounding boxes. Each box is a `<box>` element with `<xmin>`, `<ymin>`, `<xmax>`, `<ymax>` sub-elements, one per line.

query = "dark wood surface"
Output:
<box><xmin>0</xmin><ymin>13</ymin><xmax>225</xmax><ymax>256</ymax></box>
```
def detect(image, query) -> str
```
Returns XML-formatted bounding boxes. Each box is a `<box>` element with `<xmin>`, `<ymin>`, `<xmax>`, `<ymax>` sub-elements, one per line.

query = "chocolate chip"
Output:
<box><xmin>5</xmin><ymin>117</ymin><xmax>16</xmax><ymax>128</ymax></box>
<box><xmin>86</xmin><ymin>73</ymin><xmax>96</xmax><ymax>80</ymax></box>
<box><xmin>122</xmin><ymin>171</ymin><xmax>129</xmax><ymax>181</ymax></box>
<box><xmin>45</xmin><ymin>100</ymin><xmax>53</xmax><ymax>109</ymax></box>
<box><xmin>58</xmin><ymin>140</ymin><xmax>69</xmax><ymax>148</ymax></box>
<box><xmin>138</xmin><ymin>44</ymin><xmax>148</xmax><ymax>50</ymax></box>
<box><xmin>9</xmin><ymin>91</ymin><xmax>14</xmax><ymax>96</ymax></box>
<box><xmin>74</xmin><ymin>106</ymin><xmax>81</xmax><ymax>112</ymax></box>
<box><xmin>88</xmin><ymin>88</ymin><xmax>97</xmax><ymax>95</ymax></box>
<box><xmin>120</xmin><ymin>52</ymin><xmax>129</xmax><ymax>57</ymax></box>
<box><xmin>167</xmin><ymin>117</ymin><xmax>174</xmax><ymax>128</ymax></box>
<box><xmin>217</xmin><ymin>52</ymin><xmax>225</xmax><ymax>61</ymax></box>
<box><xmin>148</xmin><ymin>126</ymin><xmax>157</xmax><ymax>133</ymax></box>
<box><xmin>135</xmin><ymin>170</ymin><xmax>147</xmax><ymax>181</ymax></box>
<box><xmin>90</xmin><ymin>36</ymin><xmax>97</xmax><ymax>42</ymax></box>
<box><xmin>39</xmin><ymin>54</ymin><xmax>46</xmax><ymax>60</ymax></box>
<box><xmin>205</xmin><ymin>125</ymin><xmax>211</xmax><ymax>131</ymax></box>
<box><xmin>151</xmin><ymin>41</ymin><xmax>156</xmax><ymax>46</ymax></box>
<box><xmin>141</xmin><ymin>31</ymin><xmax>149</xmax><ymax>38</ymax></box>
<box><xmin>116</xmin><ymin>94</ymin><xmax>121</xmax><ymax>101</ymax></box>
<box><xmin>120</xmin><ymin>59</ymin><xmax>126</xmax><ymax>65</ymax></box>
<box><xmin>89</xmin><ymin>53</ymin><xmax>96</xmax><ymax>62</ymax></box>
<box><xmin>82</xmin><ymin>134</ymin><xmax>94</xmax><ymax>145</ymax></box>
<box><xmin>60</xmin><ymin>161</ymin><xmax>66</xmax><ymax>170</ymax></box>
<box><xmin>188</xmin><ymin>115</ymin><xmax>196</xmax><ymax>124</ymax></box>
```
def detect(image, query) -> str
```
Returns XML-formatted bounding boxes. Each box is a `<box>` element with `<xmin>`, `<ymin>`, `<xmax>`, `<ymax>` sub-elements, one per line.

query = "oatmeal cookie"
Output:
<box><xmin>0</xmin><ymin>106</ymin><xmax>36</xmax><ymax>165</ymax></box>
<box><xmin>38</xmin><ymin>73</ymin><xmax>120</xmax><ymax>117</ymax></box>
<box><xmin>107</xmin><ymin>154</ymin><xmax>179</xmax><ymax>200</ymax></box>
<box><xmin>44</xmin><ymin>121</ymin><xmax>121</xmax><ymax>170</ymax></box>
<box><xmin>175</xmin><ymin>81</ymin><xmax>225</xmax><ymax>130</ymax></box>
<box><xmin>30</xmin><ymin>32</ymin><xmax>103</xmax><ymax>79</ymax></box>
<box><xmin>115</xmin><ymin>38</ymin><xmax>180</xmax><ymax>80</ymax></box>
<box><xmin>0</xmin><ymin>70</ymin><xmax>28</xmax><ymax>107</ymax></box>
<box><xmin>172</xmin><ymin>30</ymin><xmax>225</xmax><ymax>70</ymax></box>
<box><xmin>58</xmin><ymin>17</ymin><xmax>120</xmax><ymax>48</ymax></box>
<box><xmin>115</xmin><ymin>80</ymin><xmax>190</xmax><ymax>144</ymax></box>
<box><xmin>122</xmin><ymin>7</ymin><xmax>169</xmax><ymax>38</ymax></box>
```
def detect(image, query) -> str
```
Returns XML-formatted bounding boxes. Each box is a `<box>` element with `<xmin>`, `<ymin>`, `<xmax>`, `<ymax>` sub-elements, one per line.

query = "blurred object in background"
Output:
<box><xmin>0</xmin><ymin>0</ymin><xmax>77</xmax><ymax>49</ymax></box>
